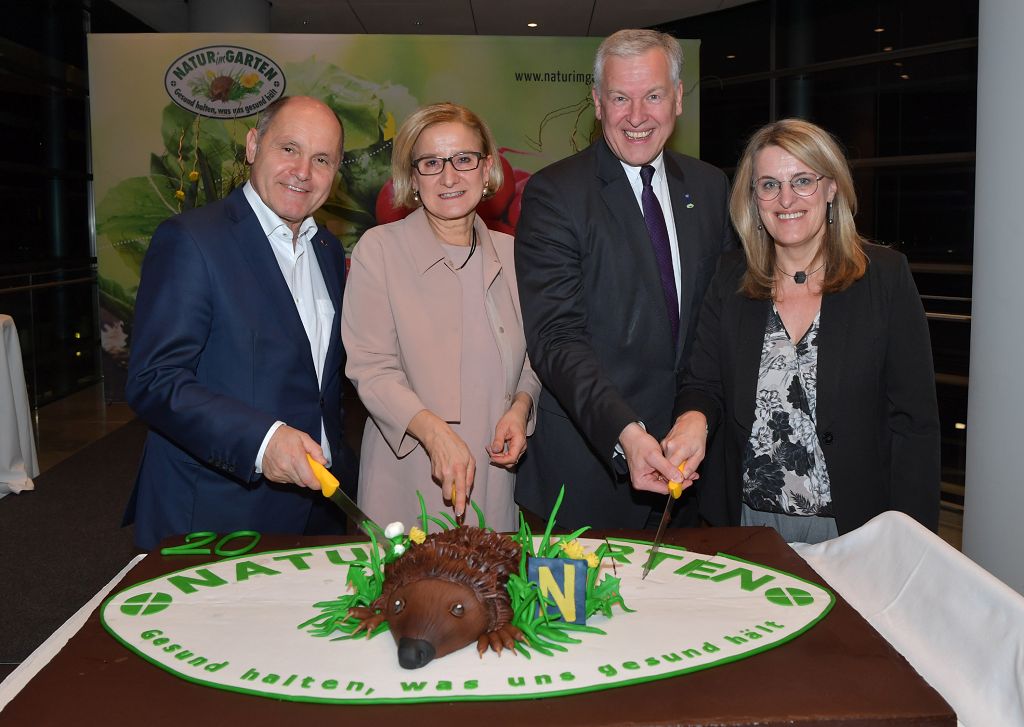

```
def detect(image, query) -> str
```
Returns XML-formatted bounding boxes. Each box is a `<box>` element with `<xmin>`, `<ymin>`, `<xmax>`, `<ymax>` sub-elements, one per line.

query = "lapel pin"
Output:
<box><xmin>684</xmin><ymin>193</ymin><xmax>694</xmax><ymax>209</ymax></box>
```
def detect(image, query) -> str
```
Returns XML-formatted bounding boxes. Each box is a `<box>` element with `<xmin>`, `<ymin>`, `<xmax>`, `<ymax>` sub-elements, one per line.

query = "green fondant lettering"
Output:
<box><xmin>152</xmin><ymin>637</ymin><xmax>169</xmax><ymax>646</ymax></box>
<box><xmin>400</xmin><ymin>681</ymin><xmax>428</xmax><ymax>692</ymax></box>
<box><xmin>709</xmin><ymin>567</ymin><xmax>775</xmax><ymax>591</ymax></box>
<box><xmin>661</xmin><ymin>652</ymin><xmax>682</xmax><ymax>663</ymax></box>
<box><xmin>163</xmin><ymin>643</ymin><xmax>180</xmax><ymax>653</ymax></box>
<box><xmin>534</xmin><ymin>674</ymin><xmax>552</xmax><ymax>685</ymax></box>
<box><xmin>436</xmin><ymin>680</ymin><xmax>452</xmax><ymax>691</ymax></box>
<box><xmin>241</xmin><ymin>668</ymin><xmax>259</xmax><ymax>681</ymax></box>
<box><xmin>674</xmin><ymin>559</ymin><xmax>727</xmax><ymax>579</ymax></box>
<box><xmin>603</xmin><ymin>542</ymin><xmax>635</xmax><ymax>564</ymax></box>
<box><xmin>702</xmin><ymin>641</ymin><xmax>720</xmax><ymax>653</ymax></box>
<box><xmin>507</xmin><ymin>676</ymin><xmax>525</xmax><ymax>687</ymax></box>
<box><xmin>271</xmin><ymin>552</ymin><xmax>314</xmax><ymax>570</ymax></box>
<box><xmin>262</xmin><ymin>673</ymin><xmax>280</xmax><ymax>684</ymax></box>
<box><xmin>141</xmin><ymin>629</ymin><xmax>162</xmax><ymax>640</ymax></box>
<box><xmin>283</xmin><ymin>674</ymin><xmax>297</xmax><ymax>686</ymax></box>
<box><xmin>598</xmin><ymin>664</ymin><xmax>617</xmax><ymax>677</ymax></box>
<box><xmin>560</xmin><ymin>672</ymin><xmax>575</xmax><ymax>682</ymax></box>
<box><xmin>235</xmin><ymin>561</ymin><xmax>280</xmax><ymax>581</ymax></box>
<box><xmin>740</xmin><ymin>628</ymin><xmax>762</xmax><ymax>640</ymax></box>
<box><xmin>326</xmin><ymin>547</ymin><xmax>370</xmax><ymax>566</ymax></box>
<box><xmin>169</xmin><ymin>568</ymin><xmax>228</xmax><ymax>594</ymax></box>
<box><xmin>205</xmin><ymin>661</ymin><xmax>228</xmax><ymax>672</ymax></box>
<box><xmin>346</xmin><ymin>681</ymin><xmax>364</xmax><ymax>692</ymax></box>
<box><xmin>645</xmin><ymin>656</ymin><xmax>660</xmax><ymax>667</ymax></box>
<box><xmin>322</xmin><ymin>680</ymin><xmax>338</xmax><ymax>690</ymax></box>
<box><xmin>724</xmin><ymin>635</ymin><xmax>747</xmax><ymax>645</ymax></box>
<box><xmin>644</xmin><ymin>549</ymin><xmax>684</xmax><ymax>572</ymax></box>
<box><xmin>463</xmin><ymin>680</ymin><xmax>478</xmax><ymax>689</ymax></box>
<box><xmin>765</xmin><ymin>620</ymin><xmax>784</xmax><ymax>630</ymax></box>
<box><xmin>188</xmin><ymin>656</ymin><xmax>208</xmax><ymax>667</ymax></box>
<box><xmin>623</xmin><ymin>661</ymin><xmax>640</xmax><ymax>670</ymax></box>
<box><xmin>173</xmin><ymin>650</ymin><xmax>194</xmax><ymax>661</ymax></box>
<box><xmin>301</xmin><ymin>676</ymin><xmax>314</xmax><ymax>688</ymax></box>
<box><xmin>681</xmin><ymin>648</ymin><xmax>700</xmax><ymax>658</ymax></box>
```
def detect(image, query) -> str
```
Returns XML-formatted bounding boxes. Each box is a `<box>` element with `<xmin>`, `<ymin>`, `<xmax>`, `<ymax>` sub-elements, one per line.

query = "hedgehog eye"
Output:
<box><xmin>450</xmin><ymin>602</ymin><xmax>465</xmax><ymax>617</ymax></box>
<box><xmin>392</xmin><ymin>598</ymin><xmax>405</xmax><ymax>614</ymax></box>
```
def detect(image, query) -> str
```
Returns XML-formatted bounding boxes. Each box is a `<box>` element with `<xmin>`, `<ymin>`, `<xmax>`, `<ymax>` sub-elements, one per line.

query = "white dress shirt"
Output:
<box><xmin>243</xmin><ymin>181</ymin><xmax>335</xmax><ymax>469</ymax></box>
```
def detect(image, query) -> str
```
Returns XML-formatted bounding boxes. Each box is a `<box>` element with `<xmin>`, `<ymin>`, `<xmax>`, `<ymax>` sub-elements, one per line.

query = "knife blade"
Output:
<box><xmin>306</xmin><ymin>454</ymin><xmax>393</xmax><ymax>557</ymax></box>
<box><xmin>641</xmin><ymin>461</ymin><xmax>688</xmax><ymax>580</ymax></box>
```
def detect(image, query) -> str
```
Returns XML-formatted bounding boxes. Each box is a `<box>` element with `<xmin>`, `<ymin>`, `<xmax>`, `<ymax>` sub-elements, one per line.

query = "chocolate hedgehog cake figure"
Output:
<box><xmin>349</xmin><ymin>527</ymin><xmax>527</xmax><ymax>669</ymax></box>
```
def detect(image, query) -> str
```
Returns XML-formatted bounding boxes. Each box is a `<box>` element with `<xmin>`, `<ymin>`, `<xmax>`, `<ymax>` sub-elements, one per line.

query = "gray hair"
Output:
<box><xmin>254</xmin><ymin>96</ymin><xmax>345</xmax><ymax>160</ymax></box>
<box><xmin>593</xmin><ymin>29</ymin><xmax>683</xmax><ymax>90</ymax></box>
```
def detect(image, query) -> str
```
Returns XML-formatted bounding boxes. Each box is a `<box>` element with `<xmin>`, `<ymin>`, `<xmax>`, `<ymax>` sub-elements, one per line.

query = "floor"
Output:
<box><xmin>30</xmin><ymin>382</ymin><xmax>966</xmax><ymax>550</ymax></box>
<box><xmin>33</xmin><ymin>383</ymin><xmax>136</xmax><ymax>474</ymax></box>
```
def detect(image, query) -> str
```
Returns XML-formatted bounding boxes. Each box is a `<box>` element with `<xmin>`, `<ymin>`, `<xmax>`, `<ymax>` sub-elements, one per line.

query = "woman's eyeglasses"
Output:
<box><xmin>412</xmin><ymin>152</ymin><xmax>486</xmax><ymax>176</ymax></box>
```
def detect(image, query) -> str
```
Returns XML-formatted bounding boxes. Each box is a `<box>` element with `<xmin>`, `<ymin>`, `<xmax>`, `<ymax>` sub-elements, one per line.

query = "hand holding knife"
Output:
<box><xmin>306</xmin><ymin>454</ymin><xmax>396</xmax><ymax>556</ymax></box>
<box><xmin>641</xmin><ymin>461</ymin><xmax>689</xmax><ymax>580</ymax></box>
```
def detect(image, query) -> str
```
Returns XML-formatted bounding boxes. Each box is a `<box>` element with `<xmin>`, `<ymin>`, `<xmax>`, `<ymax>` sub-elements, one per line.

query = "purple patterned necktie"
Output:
<box><xmin>640</xmin><ymin>164</ymin><xmax>679</xmax><ymax>344</ymax></box>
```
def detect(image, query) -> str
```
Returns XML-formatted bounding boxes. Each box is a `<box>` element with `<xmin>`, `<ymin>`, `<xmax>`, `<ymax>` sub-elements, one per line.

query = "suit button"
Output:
<box><xmin>319</xmin><ymin>397</ymin><xmax>325</xmax><ymax>407</ymax></box>
<box><xmin>822</xmin><ymin>431</ymin><xmax>834</xmax><ymax>444</ymax></box>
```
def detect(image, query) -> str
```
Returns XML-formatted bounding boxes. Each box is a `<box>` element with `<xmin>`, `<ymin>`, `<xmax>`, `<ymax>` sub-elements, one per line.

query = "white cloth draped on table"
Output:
<box><xmin>792</xmin><ymin>510</ymin><xmax>1024</xmax><ymax>727</ymax></box>
<box><xmin>0</xmin><ymin>314</ymin><xmax>38</xmax><ymax>497</ymax></box>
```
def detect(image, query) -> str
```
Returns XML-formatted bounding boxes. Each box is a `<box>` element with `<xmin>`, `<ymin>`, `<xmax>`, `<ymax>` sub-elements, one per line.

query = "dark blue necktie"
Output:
<box><xmin>640</xmin><ymin>164</ymin><xmax>679</xmax><ymax>345</ymax></box>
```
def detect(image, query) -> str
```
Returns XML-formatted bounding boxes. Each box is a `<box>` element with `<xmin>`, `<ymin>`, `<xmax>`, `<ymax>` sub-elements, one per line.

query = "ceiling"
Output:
<box><xmin>109</xmin><ymin>0</ymin><xmax>753</xmax><ymax>36</ymax></box>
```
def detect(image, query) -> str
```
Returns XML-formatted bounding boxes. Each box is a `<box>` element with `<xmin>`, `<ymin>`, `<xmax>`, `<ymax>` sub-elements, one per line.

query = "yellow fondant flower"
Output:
<box><xmin>206</xmin><ymin>70</ymin><xmax>216</xmax><ymax>80</ymax></box>
<box><xmin>188</xmin><ymin>170</ymin><xmax>200</xmax><ymax>182</ymax></box>
<box><xmin>409</xmin><ymin>526</ymin><xmax>426</xmax><ymax>544</ymax></box>
<box><xmin>240</xmin><ymin>72</ymin><xmax>260</xmax><ymax>89</ymax></box>
<box><xmin>174</xmin><ymin>189</ymin><xmax>186</xmax><ymax>201</ymax></box>
<box><xmin>586</xmin><ymin>552</ymin><xmax>599</xmax><ymax>569</ymax></box>
<box><xmin>560</xmin><ymin>539</ymin><xmax>585</xmax><ymax>560</ymax></box>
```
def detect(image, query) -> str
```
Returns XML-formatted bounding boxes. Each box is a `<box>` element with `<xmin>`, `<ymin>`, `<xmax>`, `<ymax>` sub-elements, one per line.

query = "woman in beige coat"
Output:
<box><xmin>342</xmin><ymin>103</ymin><xmax>540</xmax><ymax>532</ymax></box>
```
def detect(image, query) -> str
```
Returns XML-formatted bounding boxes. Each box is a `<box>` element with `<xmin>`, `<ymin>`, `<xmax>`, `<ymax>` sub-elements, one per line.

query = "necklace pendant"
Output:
<box><xmin>793</xmin><ymin>271</ymin><xmax>807</xmax><ymax>284</ymax></box>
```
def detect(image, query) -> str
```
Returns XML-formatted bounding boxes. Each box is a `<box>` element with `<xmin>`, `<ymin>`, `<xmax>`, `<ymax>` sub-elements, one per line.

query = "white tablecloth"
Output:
<box><xmin>0</xmin><ymin>314</ymin><xmax>38</xmax><ymax>497</ymax></box>
<box><xmin>793</xmin><ymin>511</ymin><xmax>1024</xmax><ymax>727</ymax></box>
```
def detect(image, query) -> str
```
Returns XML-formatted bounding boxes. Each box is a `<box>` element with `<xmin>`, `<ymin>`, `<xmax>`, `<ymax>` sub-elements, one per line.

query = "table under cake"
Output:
<box><xmin>2</xmin><ymin>527</ymin><xmax>954</xmax><ymax>726</ymax></box>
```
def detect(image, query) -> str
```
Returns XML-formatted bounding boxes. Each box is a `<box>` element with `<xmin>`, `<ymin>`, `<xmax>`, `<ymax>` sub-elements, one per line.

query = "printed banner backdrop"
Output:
<box><xmin>101</xmin><ymin>537</ymin><xmax>833</xmax><ymax>704</ymax></box>
<box><xmin>87</xmin><ymin>33</ymin><xmax>700</xmax><ymax>397</ymax></box>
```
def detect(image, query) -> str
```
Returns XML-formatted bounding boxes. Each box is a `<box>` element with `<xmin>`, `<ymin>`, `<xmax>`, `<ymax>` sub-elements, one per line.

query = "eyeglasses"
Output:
<box><xmin>412</xmin><ymin>152</ymin><xmax>486</xmax><ymax>176</ymax></box>
<box><xmin>752</xmin><ymin>173</ymin><xmax>827</xmax><ymax>201</ymax></box>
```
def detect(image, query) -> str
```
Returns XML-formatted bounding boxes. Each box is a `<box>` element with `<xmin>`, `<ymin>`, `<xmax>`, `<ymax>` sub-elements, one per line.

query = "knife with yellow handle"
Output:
<box><xmin>306</xmin><ymin>454</ymin><xmax>392</xmax><ymax>555</ymax></box>
<box><xmin>641</xmin><ymin>461</ymin><xmax>688</xmax><ymax>580</ymax></box>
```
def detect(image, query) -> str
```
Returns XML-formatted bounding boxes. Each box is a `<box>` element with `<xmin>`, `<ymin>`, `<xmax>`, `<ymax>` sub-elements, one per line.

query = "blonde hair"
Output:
<box><xmin>730</xmin><ymin>118</ymin><xmax>868</xmax><ymax>299</ymax></box>
<box><xmin>390</xmin><ymin>102</ymin><xmax>503</xmax><ymax>209</ymax></box>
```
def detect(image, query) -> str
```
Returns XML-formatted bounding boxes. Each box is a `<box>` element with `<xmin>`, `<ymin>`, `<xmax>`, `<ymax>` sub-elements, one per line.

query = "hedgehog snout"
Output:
<box><xmin>398</xmin><ymin>637</ymin><xmax>436</xmax><ymax>669</ymax></box>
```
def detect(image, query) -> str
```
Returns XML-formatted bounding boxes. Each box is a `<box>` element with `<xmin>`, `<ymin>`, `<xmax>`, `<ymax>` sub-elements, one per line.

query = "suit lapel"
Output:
<box><xmin>226</xmin><ymin>188</ymin><xmax>318</xmax><ymax>381</ymax></box>
<box><xmin>734</xmin><ymin>295</ymin><xmax>768</xmax><ymax>434</ymax></box>
<box><xmin>664</xmin><ymin>153</ymin><xmax>697</xmax><ymax>359</ymax></box>
<box><xmin>310</xmin><ymin>225</ymin><xmax>343</xmax><ymax>393</ymax></box>
<box><xmin>594</xmin><ymin>139</ymin><xmax>675</xmax><ymax>347</ymax></box>
<box><xmin>816</xmin><ymin>284</ymin><xmax>852</xmax><ymax>432</ymax></box>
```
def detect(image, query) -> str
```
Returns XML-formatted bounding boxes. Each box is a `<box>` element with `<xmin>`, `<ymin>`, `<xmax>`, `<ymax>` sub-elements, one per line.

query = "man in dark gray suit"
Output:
<box><xmin>515</xmin><ymin>29</ymin><xmax>736</xmax><ymax>529</ymax></box>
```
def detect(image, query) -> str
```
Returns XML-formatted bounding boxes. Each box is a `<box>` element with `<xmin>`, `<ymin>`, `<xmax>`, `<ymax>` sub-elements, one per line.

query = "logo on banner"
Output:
<box><xmin>164</xmin><ymin>45</ymin><xmax>285</xmax><ymax>119</ymax></box>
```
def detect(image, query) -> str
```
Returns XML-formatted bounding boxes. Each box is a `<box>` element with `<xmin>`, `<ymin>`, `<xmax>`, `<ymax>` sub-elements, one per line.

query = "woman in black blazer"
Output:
<box><xmin>666</xmin><ymin>119</ymin><xmax>940</xmax><ymax>542</ymax></box>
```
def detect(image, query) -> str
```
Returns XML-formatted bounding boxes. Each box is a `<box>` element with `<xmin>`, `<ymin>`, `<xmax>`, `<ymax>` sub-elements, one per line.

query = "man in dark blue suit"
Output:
<box><xmin>125</xmin><ymin>96</ymin><xmax>356</xmax><ymax>549</ymax></box>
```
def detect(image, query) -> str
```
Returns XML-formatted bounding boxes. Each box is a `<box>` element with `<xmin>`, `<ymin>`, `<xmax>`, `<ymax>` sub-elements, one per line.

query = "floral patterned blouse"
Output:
<box><xmin>742</xmin><ymin>304</ymin><xmax>833</xmax><ymax>517</ymax></box>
